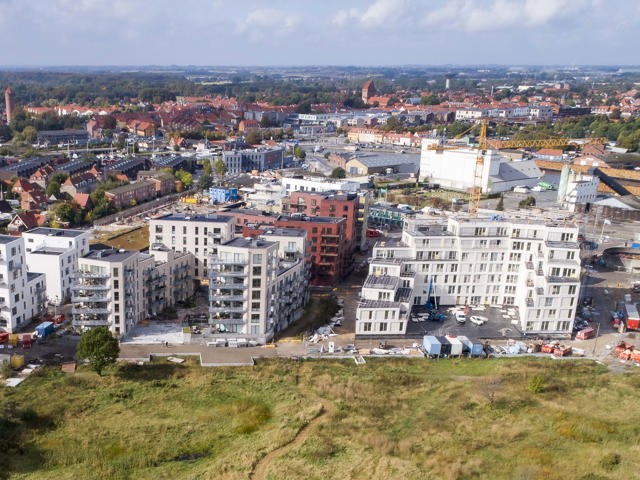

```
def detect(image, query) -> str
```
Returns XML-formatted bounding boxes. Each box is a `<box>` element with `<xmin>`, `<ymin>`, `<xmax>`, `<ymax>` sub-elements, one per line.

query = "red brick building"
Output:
<box><xmin>283</xmin><ymin>191</ymin><xmax>359</xmax><ymax>276</ymax></box>
<box><xmin>223</xmin><ymin>208</ymin><xmax>348</xmax><ymax>286</ymax></box>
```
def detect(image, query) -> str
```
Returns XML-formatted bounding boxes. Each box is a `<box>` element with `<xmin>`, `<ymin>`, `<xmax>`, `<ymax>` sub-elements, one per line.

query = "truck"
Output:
<box><xmin>624</xmin><ymin>303</ymin><xmax>640</xmax><ymax>331</ymax></box>
<box><xmin>366</xmin><ymin>228</ymin><xmax>382</xmax><ymax>238</ymax></box>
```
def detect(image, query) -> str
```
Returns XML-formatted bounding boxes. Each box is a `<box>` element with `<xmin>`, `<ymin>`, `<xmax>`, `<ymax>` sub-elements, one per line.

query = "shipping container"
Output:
<box><xmin>8</xmin><ymin>334</ymin><xmax>19</xmax><ymax>347</ymax></box>
<box><xmin>457</xmin><ymin>336</ymin><xmax>485</xmax><ymax>356</ymax></box>
<box><xmin>22</xmin><ymin>335</ymin><xmax>32</xmax><ymax>349</ymax></box>
<box><xmin>0</xmin><ymin>332</ymin><xmax>8</xmax><ymax>343</ymax></box>
<box><xmin>624</xmin><ymin>303</ymin><xmax>640</xmax><ymax>331</ymax></box>
<box><xmin>445</xmin><ymin>336</ymin><xmax>463</xmax><ymax>356</ymax></box>
<box><xmin>35</xmin><ymin>321</ymin><xmax>55</xmax><ymax>338</ymax></box>
<box><xmin>422</xmin><ymin>336</ymin><xmax>441</xmax><ymax>356</ymax></box>
<box><xmin>436</xmin><ymin>336</ymin><xmax>452</xmax><ymax>356</ymax></box>
<box><xmin>576</xmin><ymin>327</ymin><xmax>596</xmax><ymax>340</ymax></box>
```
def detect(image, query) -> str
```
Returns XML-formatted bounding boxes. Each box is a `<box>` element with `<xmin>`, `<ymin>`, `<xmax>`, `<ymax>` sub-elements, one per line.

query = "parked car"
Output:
<box><xmin>455</xmin><ymin>311</ymin><xmax>466</xmax><ymax>323</ymax></box>
<box><xmin>469</xmin><ymin>315</ymin><xmax>488</xmax><ymax>326</ymax></box>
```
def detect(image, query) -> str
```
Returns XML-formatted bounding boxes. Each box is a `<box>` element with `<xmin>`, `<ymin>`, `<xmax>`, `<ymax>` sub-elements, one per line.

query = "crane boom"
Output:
<box><xmin>469</xmin><ymin>120</ymin><xmax>487</xmax><ymax>216</ymax></box>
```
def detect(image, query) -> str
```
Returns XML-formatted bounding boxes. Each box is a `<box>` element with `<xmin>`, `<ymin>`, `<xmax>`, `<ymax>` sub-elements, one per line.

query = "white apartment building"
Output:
<box><xmin>356</xmin><ymin>216</ymin><xmax>581</xmax><ymax>337</ymax></box>
<box><xmin>209</xmin><ymin>232</ymin><xmax>309</xmax><ymax>343</ymax></box>
<box><xmin>281</xmin><ymin>176</ymin><xmax>360</xmax><ymax>195</ymax></box>
<box><xmin>72</xmin><ymin>247</ymin><xmax>193</xmax><ymax>337</ymax></box>
<box><xmin>149</xmin><ymin>213</ymin><xmax>235</xmax><ymax>282</ymax></box>
<box><xmin>23</xmin><ymin>227</ymin><xmax>91</xmax><ymax>305</ymax></box>
<box><xmin>558</xmin><ymin>169</ymin><xmax>600</xmax><ymax>212</ymax></box>
<box><xmin>0</xmin><ymin>235</ymin><xmax>47</xmax><ymax>333</ymax></box>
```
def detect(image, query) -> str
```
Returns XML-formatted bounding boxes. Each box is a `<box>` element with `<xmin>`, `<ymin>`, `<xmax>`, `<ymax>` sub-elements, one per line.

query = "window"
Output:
<box><xmin>551</xmin><ymin>285</ymin><xmax>560</xmax><ymax>295</ymax></box>
<box><xmin>363</xmin><ymin>322</ymin><xmax>372</xmax><ymax>332</ymax></box>
<box><xmin>253</xmin><ymin>254</ymin><xmax>263</xmax><ymax>263</ymax></box>
<box><xmin>379</xmin><ymin>322</ymin><xmax>388</xmax><ymax>332</ymax></box>
<box><xmin>568</xmin><ymin>285</ymin><xmax>577</xmax><ymax>295</ymax></box>
<box><xmin>251</xmin><ymin>302</ymin><xmax>260</xmax><ymax>310</ymax></box>
<box><xmin>545</xmin><ymin>298</ymin><xmax>553</xmax><ymax>307</ymax></box>
<box><xmin>252</xmin><ymin>279</ymin><xmax>261</xmax><ymax>288</ymax></box>
<box><xmin>113</xmin><ymin>267</ymin><xmax>119</xmax><ymax>276</ymax></box>
<box><xmin>252</xmin><ymin>291</ymin><xmax>261</xmax><ymax>300</ymax></box>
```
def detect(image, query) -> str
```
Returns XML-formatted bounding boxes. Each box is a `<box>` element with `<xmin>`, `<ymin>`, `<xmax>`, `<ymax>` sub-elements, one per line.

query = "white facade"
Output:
<box><xmin>0</xmin><ymin>235</ymin><xmax>47</xmax><ymax>333</ymax></box>
<box><xmin>561</xmin><ymin>171</ymin><xmax>600</xmax><ymax>212</ymax></box>
<box><xmin>72</xmin><ymin>248</ymin><xmax>193</xmax><ymax>337</ymax></box>
<box><xmin>149</xmin><ymin>213</ymin><xmax>235</xmax><ymax>282</ymax></box>
<box><xmin>356</xmin><ymin>216</ymin><xmax>581</xmax><ymax>337</ymax></box>
<box><xmin>209</xmin><ymin>232</ymin><xmax>310</xmax><ymax>343</ymax></box>
<box><xmin>23</xmin><ymin>227</ymin><xmax>91</xmax><ymax>305</ymax></box>
<box><xmin>420</xmin><ymin>140</ymin><xmax>541</xmax><ymax>194</ymax></box>
<box><xmin>281</xmin><ymin>177</ymin><xmax>360</xmax><ymax>195</ymax></box>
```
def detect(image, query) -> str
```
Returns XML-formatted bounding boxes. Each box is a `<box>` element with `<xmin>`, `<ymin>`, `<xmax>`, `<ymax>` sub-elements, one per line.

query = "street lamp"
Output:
<box><xmin>53</xmin><ymin>295</ymin><xmax>59</xmax><ymax>317</ymax></box>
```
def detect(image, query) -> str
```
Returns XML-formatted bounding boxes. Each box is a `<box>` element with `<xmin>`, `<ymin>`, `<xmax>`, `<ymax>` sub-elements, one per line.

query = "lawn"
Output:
<box><xmin>2</xmin><ymin>357</ymin><xmax>640</xmax><ymax>480</ymax></box>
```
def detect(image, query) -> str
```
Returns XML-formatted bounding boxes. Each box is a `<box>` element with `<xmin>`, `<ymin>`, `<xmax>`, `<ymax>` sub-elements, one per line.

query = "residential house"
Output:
<box><xmin>21</xmin><ymin>190</ymin><xmax>49</xmax><ymax>211</ymax></box>
<box><xmin>104</xmin><ymin>181</ymin><xmax>156</xmax><ymax>209</ymax></box>
<box><xmin>60</xmin><ymin>172</ymin><xmax>99</xmax><ymax>197</ymax></box>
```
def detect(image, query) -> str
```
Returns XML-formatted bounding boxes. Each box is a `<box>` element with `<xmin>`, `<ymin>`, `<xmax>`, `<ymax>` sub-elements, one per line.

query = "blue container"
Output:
<box><xmin>422</xmin><ymin>336</ymin><xmax>441</xmax><ymax>356</ymax></box>
<box><xmin>35</xmin><ymin>321</ymin><xmax>55</xmax><ymax>337</ymax></box>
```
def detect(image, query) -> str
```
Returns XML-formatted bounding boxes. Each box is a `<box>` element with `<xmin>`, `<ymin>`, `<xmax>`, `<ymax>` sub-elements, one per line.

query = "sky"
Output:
<box><xmin>0</xmin><ymin>0</ymin><xmax>638</xmax><ymax>66</ymax></box>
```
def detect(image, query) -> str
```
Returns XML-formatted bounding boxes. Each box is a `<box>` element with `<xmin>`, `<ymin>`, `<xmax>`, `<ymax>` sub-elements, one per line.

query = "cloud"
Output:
<box><xmin>236</xmin><ymin>8</ymin><xmax>301</xmax><ymax>34</ymax></box>
<box><xmin>422</xmin><ymin>0</ymin><xmax>589</xmax><ymax>32</ymax></box>
<box><xmin>333</xmin><ymin>0</ymin><xmax>407</xmax><ymax>28</ymax></box>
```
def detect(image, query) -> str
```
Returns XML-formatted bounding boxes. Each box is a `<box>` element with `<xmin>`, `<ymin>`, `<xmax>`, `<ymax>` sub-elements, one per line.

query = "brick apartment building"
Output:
<box><xmin>105</xmin><ymin>180</ymin><xmax>156</xmax><ymax>209</ymax></box>
<box><xmin>222</xmin><ymin>208</ymin><xmax>348</xmax><ymax>286</ymax></box>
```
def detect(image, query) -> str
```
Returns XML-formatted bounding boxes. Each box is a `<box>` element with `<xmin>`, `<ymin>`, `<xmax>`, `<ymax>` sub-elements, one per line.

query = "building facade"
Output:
<box><xmin>356</xmin><ymin>216</ymin><xmax>581</xmax><ymax>337</ymax></box>
<box><xmin>0</xmin><ymin>235</ymin><xmax>47</xmax><ymax>333</ymax></box>
<box><xmin>23</xmin><ymin>227</ymin><xmax>91</xmax><ymax>305</ymax></box>
<box><xmin>208</xmin><ymin>232</ymin><xmax>309</xmax><ymax>343</ymax></box>
<box><xmin>149</xmin><ymin>213</ymin><xmax>235</xmax><ymax>282</ymax></box>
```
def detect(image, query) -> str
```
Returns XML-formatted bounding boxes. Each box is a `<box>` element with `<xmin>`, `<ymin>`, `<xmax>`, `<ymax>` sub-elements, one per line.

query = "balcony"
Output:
<box><xmin>213</xmin><ymin>269</ymin><xmax>247</xmax><ymax>277</ymax></box>
<box><xmin>72</xmin><ymin>307</ymin><xmax>110</xmax><ymax>315</ymax></box>
<box><xmin>73</xmin><ymin>319</ymin><xmax>110</xmax><ymax>327</ymax></box>
<box><xmin>209</xmin><ymin>293</ymin><xmax>246</xmax><ymax>302</ymax></box>
<box><xmin>75</xmin><ymin>271</ymin><xmax>110</xmax><ymax>279</ymax></box>
<box><xmin>72</xmin><ymin>294</ymin><xmax>110</xmax><ymax>302</ymax></box>
<box><xmin>546</xmin><ymin>275</ymin><xmax>579</xmax><ymax>284</ymax></box>
<box><xmin>526</xmin><ymin>298</ymin><xmax>534</xmax><ymax>307</ymax></box>
<box><xmin>210</xmin><ymin>255</ymin><xmax>247</xmax><ymax>265</ymax></box>
<box><xmin>210</xmin><ymin>281</ymin><xmax>247</xmax><ymax>290</ymax></box>
<box><xmin>209</xmin><ymin>306</ymin><xmax>246</xmax><ymax>314</ymax></box>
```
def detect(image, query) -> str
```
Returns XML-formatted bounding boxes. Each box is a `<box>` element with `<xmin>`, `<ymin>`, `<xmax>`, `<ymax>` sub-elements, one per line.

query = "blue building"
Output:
<box><xmin>209</xmin><ymin>187</ymin><xmax>239</xmax><ymax>204</ymax></box>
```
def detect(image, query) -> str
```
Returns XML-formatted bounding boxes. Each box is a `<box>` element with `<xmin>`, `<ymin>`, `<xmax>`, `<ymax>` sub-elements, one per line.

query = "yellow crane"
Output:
<box><xmin>486</xmin><ymin>136</ymin><xmax>608</xmax><ymax>149</ymax></box>
<box><xmin>469</xmin><ymin>120</ymin><xmax>487</xmax><ymax>216</ymax></box>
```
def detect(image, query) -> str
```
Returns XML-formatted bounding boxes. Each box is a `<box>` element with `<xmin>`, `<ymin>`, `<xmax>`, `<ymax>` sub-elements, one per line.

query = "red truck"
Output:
<box><xmin>366</xmin><ymin>228</ymin><xmax>382</xmax><ymax>238</ymax></box>
<box><xmin>624</xmin><ymin>303</ymin><xmax>640</xmax><ymax>331</ymax></box>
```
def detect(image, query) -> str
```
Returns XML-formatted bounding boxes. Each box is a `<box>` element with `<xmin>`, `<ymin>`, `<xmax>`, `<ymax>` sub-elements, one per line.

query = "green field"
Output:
<box><xmin>2</xmin><ymin>358</ymin><xmax>639</xmax><ymax>480</ymax></box>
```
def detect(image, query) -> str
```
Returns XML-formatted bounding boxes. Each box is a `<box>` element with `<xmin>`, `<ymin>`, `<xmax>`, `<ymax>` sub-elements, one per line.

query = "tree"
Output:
<box><xmin>22</xmin><ymin>126</ymin><xmax>37</xmax><ymax>143</ymax></box>
<box><xmin>245</xmin><ymin>129</ymin><xmax>262</xmax><ymax>145</ymax></box>
<box><xmin>46</xmin><ymin>180</ymin><xmax>61</xmax><ymax>198</ymax></box>
<box><xmin>518</xmin><ymin>196</ymin><xmax>536</xmax><ymax>209</ymax></box>
<box><xmin>197</xmin><ymin>174</ymin><xmax>213</xmax><ymax>190</ymax></box>
<box><xmin>330</xmin><ymin>167</ymin><xmax>346</xmax><ymax>179</ymax></box>
<box><xmin>420</xmin><ymin>94</ymin><xmax>440</xmax><ymax>105</ymax></box>
<box><xmin>610</xmin><ymin>108</ymin><xmax>621</xmax><ymax>120</ymax></box>
<box><xmin>175</xmin><ymin>169</ymin><xmax>193</xmax><ymax>188</ymax></box>
<box><xmin>293</xmin><ymin>146</ymin><xmax>306</xmax><ymax>159</ymax></box>
<box><xmin>214</xmin><ymin>158</ymin><xmax>227</xmax><ymax>176</ymax></box>
<box><xmin>76</xmin><ymin>327</ymin><xmax>120</xmax><ymax>376</ymax></box>
<box><xmin>202</xmin><ymin>159</ymin><xmax>212</xmax><ymax>176</ymax></box>
<box><xmin>495</xmin><ymin>195</ymin><xmax>504</xmax><ymax>211</ymax></box>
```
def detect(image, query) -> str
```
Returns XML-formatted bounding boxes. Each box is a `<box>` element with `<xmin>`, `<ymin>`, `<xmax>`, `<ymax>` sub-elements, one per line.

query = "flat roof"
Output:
<box><xmin>26</xmin><ymin>227</ymin><xmax>88</xmax><ymax>238</ymax></box>
<box><xmin>83</xmin><ymin>249</ymin><xmax>137</xmax><ymax>263</ymax></box>
<box><xmin>156</xmin><ymin>213</ymin><xmax>233</xmax><ymax>223</ymax></box>
<box><xmin>262</xmin><ymin>227</ymin><xmax>306</xmax><ymax>237</ymax></box>
<box><xmin>364</xmin><ymin>274</ymin><xmax>399</xmax><ymax>290</ymax></box>
<box><xmin>0</xmin><ymin>235</ymin><xmax>19</xmax><ymax>245</ymax></box>
<box><xmin>224</xmin><ymin>237</ymin><xmax>277</xmax><ymax>249</ymax></box>
<box><xmin>29</xmin><ymin>247</ymin><xmax>66</xmax><ymax>256</ymax></box>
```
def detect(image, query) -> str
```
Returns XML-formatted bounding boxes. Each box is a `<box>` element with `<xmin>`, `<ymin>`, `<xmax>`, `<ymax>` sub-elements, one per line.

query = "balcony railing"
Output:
<box><xmin>75</xmin><ymin>271</ymin><xmax>110</xmax><ymax>279</ymax></box>
<box><xmin>72</xmin><ymin>307</ymin><xmax>110</xmax><ymax>315</ymax></box>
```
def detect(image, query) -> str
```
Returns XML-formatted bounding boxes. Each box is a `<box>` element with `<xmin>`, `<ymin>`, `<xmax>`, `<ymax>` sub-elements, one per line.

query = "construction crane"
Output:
<box><xmin>469</xmin><ymin>120</ymin><xmax>487</xmax><ymax>216</ymax></box>
<box><xmin>486</xmin><ymin>136</ymin><xmax>608</xmax><ymax>149</ymax></box>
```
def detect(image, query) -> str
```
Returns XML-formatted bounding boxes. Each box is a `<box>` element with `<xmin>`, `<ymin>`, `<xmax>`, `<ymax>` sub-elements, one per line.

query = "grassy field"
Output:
<box><xmin>92</xmin><ymin>225</ymin><xmax>150</xmax><ymax>251</ymax></box>
<box><xmin>2</xmin><ymin>357</ymin><xmax>640</xmax><ymax>480</ymax></box>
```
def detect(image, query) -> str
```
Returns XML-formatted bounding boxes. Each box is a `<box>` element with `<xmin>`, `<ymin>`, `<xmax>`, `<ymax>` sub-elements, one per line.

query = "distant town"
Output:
<box><xmin>0</xmin><ymin>64</ymin><xmax>639</xmax><ymax>366</ymax></box>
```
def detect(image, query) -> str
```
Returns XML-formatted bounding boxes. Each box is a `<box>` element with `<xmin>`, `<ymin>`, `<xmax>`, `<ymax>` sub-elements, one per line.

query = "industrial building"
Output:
<box><xmin>420</xmin><ymin>139</ymin><xmax>542</xmax><ymax>194</ymax></box>
<box><xmin>356</xmin><ymin>215</ymin><xmax>581</xmax><ymax>337</ymax></box>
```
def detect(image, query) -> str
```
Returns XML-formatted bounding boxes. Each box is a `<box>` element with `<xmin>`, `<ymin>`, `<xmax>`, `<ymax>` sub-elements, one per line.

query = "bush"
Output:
<box><xmin>599</xmin><ymin>453</ymin><xmax>621</xmax><ymax>471</ymax></box>
<box><xmin>528</xmin><ymin>375</ymin><xmax>546</xmax><ymax>393</ymax></box>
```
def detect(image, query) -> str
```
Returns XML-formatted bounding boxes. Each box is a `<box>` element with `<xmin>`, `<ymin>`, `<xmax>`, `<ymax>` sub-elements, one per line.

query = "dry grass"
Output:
<box><xmin>92</xmin><ymin>225</ymin><xmax>150</xmax><ymax>251</ymax></box>
<box><xmin>2</xmin><ymin>357</ymin><xmax>640</xmax><ymax>480</ymax></box>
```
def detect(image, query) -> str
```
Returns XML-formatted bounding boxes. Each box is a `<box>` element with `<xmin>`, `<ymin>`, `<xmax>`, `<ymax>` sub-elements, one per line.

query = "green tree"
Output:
<box><xmin>245</xmin><ymin>130</ymin><xmax>262</xmax><ymax>145</ymax></box>
<box><xmin>197</xmin><ymin>174</ymin><xmax>213</xmax><ymax>190</ymax></box>
<box><xmin>495</xmin><ymin>195</ymin><xmax>504</xmax><ymax>211</ymax></box>
<box><xmin>518</xmin><ymin>196</ymin><xmax>536</xmax><ymax>209</ymax></box>
<box><xmin>330</xmin><ymin>167</ymin><xmax>346</xmax><ymax>178</ymax></box>
<box><xmin>214</xmin><ymin>158</ymin><xmax>227</xmax><ymax>176</ymax></box>
<box><xmin>293</xmin><ymin>146</ymin><xmax>306</xmax><ymax>159</ymax></box>
<box><xmin>46</xmin><ymin>180</ymin><xmax>61</xmax><ymax>198</ymax></box>
<box><xmin>420</xmin><ymin>94</ymin><xmax>440</xmax><ymax>105</ymax></box>
<box><xmin>54</xmin><ymin>202</ymin><xmax>75</xmax><ymax>224</ymax></box>
<box><xmin>175</xmin><ymin>169</ymin><xmax>193</xmax><ymax>188</ymax></box>
<box><xmin>76</xmin><ymin>326</ymin><xmax>120</xmax><ymax>376</ymax></box>
<box><xmin>610</xmin><ymin>108</ymin><xmax>621</xmax><ymax>120</ymax></box>
<box><xmin>22</xmin><ymin>126</ymin><xmax>37</xmax><ymax>143</ymax></box>
<box><xmin>202</xmin><ymin>159</ymin><xmax>212</xmax><ymax>176</ymax></box>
